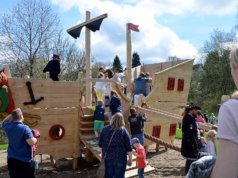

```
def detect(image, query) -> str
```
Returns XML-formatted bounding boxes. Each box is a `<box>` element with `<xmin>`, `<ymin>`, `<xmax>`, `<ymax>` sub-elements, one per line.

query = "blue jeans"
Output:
<box><xmin>138</xmin><ymin>168</ymin><xmax>144</xmax><ymax>178</ymax></box>
<box><xmin>132</xmin><ymin>133</ymin><xmax>144</xmax><ymax>146</ymax></box>
<box><xmin>105</xmin><ymin>159</ymin><xmax>127</xmax><ymax>178</ymax></box>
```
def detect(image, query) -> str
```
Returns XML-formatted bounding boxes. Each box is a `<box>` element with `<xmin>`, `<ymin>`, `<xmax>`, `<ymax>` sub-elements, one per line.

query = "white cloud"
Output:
<box><xmin>51</xmin><ymin>0</ymin><xmax>237</xmax><ymax>64</ymax></box>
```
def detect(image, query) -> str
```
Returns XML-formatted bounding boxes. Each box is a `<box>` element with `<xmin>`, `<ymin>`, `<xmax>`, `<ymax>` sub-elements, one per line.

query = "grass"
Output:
<box><xmin>0</xmin><ymin>143</ymin><xmax>8</xmax><ymax>151</ymax></box>
<box><xmin>176</xmin><ymin>128</ymin><xmax>182</xmax><ymax>139</ymax></box>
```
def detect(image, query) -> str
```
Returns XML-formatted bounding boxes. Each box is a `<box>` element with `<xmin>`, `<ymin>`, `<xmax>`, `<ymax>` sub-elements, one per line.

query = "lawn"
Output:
<box><xmin>0</xmin><ymin>143</ymin><xmax>8</xmax><ymax>150</ymax></box>
<box><xmin>176</xmin><ymin>128</ymin><xmax>182</xmax><ymax>139</ymax></box>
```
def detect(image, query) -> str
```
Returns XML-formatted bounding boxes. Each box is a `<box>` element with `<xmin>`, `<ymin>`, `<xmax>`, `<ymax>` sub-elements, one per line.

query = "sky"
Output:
<box><xmin>1</xmin><ymin>0</ymin><xmax>238</xmax><ymax>65</ymax></box>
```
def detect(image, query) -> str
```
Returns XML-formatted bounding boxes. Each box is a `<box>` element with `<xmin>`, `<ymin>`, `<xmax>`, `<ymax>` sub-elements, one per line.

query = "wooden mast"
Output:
<box><xmin>85</xmin><ymin>11</ymin><xmax>91</xmax><ymax>106</ymax></box>
<box><xmin>126</xmin><ymin>24</ymin><xmax>132</xmax><ymax>96</ymax></box>
<box><xmin>67</xmin><ymin>12</ymin><xmax>108</xmax><ymax>106</ymax></box>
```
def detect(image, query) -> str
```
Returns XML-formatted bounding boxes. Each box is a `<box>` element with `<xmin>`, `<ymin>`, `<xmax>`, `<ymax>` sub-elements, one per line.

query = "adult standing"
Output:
<box><xmin>132</xmin><ymin>72</ymin><xmax>152</xmax><ymax>106</ymax></box>
<box><xmin>104</xmin><ymin>69</ymin><xmax>114</xmax><ymax>107</ymax></box>
<box><xmin>210</xmin><ymin>48</ymin><xmax>238</xmax><ymax>178</ymax></box>
<box><xmin>181</xmin><ymin>104</ymin><xmax>201</xmax><ymax>174</ymax></box>
<box><xmin>43</xmin><ymin>54</ymin><xmax>61</xmax><ymax>81</ymax></box>
<box><xmin>2</xmin><ymin>108</ymin><xmax>37</xmax><ymax>178</ymax></box>
<box><xmin>99</xmin><ymin>113</ymin><xmax>132</xmax><ymax>178</ymax></box>
<box><xmin>196</xmin><ymin>110</ymin><xmax>206</xmax><ymax>136</ymax></box>
<box><xmin>95</xmin><ymin>72</ymin><xmax>105</xmax><ymax>101</ymax></box>
<box><xmin>209</xmin><ymin>113</ymin><xmax>216</xmax><ymax>125</ymax></box>
<box><xmin>128</xmin><ymin>107</ymin><xmax>147</xmax><ymax>146</ymax></box>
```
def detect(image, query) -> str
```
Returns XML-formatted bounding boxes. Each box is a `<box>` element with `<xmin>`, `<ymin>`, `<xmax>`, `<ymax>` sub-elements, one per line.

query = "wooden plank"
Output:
<box><xmin>14</xmin><ymin>101</ymin><xmax>79</xmax><ymax>109</ymax></box>
<box><xmin>125</xmin><ymin>165</ymin><xmax>155</xmax><ymax>178</ymax></box>
<box><xmin>8</xmin><ymin>78</ymin><xmax>80</xmax><ymax>87</ymax></box>
<box><xmin>37</xmin><ymin>144</ymin><xmax>79</xmax><ymax>158</ymax></box>
<box><xmin>38</xmin><ymin>135</ymin><xmax>76</xmax><ymax>146</ymax></box>
<box><xmin>22</xmin><ymin>107</ymin><xmax>78</xmax><ymax>115</ymax></box>
<box><xmin>81</xmin><ymin>138</ymin><xmax>101</xmax><ymax>161</ymax></box>
<box><xmin>67</xmin><ymin>13</ymin><xmax>108</xmax><ymax>33</ymax></box>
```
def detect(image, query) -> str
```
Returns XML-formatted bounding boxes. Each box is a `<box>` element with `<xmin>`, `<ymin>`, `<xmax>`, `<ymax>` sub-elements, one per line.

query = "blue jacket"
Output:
<box><xmin>94</xmin><ymin>105</ymin><xmax>105</xmax><ymax>121</ymax></box>
<box><xmin>186</xmin><ymin>155</ymin><xmax>216</xmax><ymax>178</ymax></box>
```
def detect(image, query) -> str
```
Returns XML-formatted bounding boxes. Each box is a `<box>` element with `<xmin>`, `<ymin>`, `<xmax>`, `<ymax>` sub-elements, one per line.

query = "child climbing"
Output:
<box><xmin>109</xmin><ymin>90</ymin><xmax>122</xmax><ymax>117</ymax></box>
<box><xmin>93</xmin><ymin>100</ymin><xmax>105</xmax><ymax>137</ymax></box>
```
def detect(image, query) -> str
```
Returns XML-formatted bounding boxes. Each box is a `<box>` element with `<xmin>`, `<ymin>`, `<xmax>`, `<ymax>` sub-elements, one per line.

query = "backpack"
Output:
<box><xmin>31</xmin><ymin>129</ymin><xmax>40</xmax><ymax>157</ymax></box>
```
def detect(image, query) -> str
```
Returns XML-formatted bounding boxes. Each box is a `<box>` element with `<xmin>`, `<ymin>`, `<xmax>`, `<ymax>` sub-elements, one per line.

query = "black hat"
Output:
<box><xmin>189</xmin><ymin>104</ymin><xmax>201</xmax><ymax>110</ymax></box>
<box><xmin>52</xmin><ymin>54</ymin><xmax>60</xmax><ymax>59</ymax></box>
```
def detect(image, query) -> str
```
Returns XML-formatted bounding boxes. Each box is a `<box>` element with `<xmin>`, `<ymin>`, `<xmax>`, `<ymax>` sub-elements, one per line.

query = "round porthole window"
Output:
<box><xmin>49</xmin><ymin>124</ymin><xmax>65</xmax><ymax>140</ymax></box>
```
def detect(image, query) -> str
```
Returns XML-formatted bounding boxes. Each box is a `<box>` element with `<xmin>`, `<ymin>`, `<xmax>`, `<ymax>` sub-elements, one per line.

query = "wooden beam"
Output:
<box><xmin>126</xmin><ymin>24</ymin><xmax>132</xmax><ymax>96</ymax></box>
<box><xmin>67</xmin><ymin>13</ymin><xmax>108</xmax><ymax>33</ymax></box>
<box><xmin>85</xmin><ymin>11</ymin><xmax>91</xmax><ymax>106</ymax></box>
<box><xmin>81</xmin><ymin>78</ymin><xmax>117</xmax><ymax>83</ymax></box>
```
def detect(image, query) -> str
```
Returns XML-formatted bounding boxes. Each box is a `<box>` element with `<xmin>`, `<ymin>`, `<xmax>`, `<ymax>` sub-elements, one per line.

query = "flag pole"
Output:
<box><xmin>126</xmin><ymin>23</ymin><xmax>132</xmax><ymax>97</ymax></box>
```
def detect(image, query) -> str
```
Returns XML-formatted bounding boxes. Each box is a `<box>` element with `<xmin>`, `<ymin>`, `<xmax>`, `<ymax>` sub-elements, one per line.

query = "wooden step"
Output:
<box><xmin>81</xmin><ymin>107</ymin><xmax>94</xmax><ymax>115</ymax></box>
<box><xmin>80</xmin><ymin>128</ymin><xmax>94</xmax><ymax>135</ymax></box>
<box><xmin>81</xmin><ymin>115</ymin><xmax>94</xmax><ymax>121</ymax></box>
<box><xmin>80</xmin><ymin>121</ymin><xmax>110</xmax><ymax>128</ymax></box>
<box><xmin>125</xmin><ymin>165</ymin><xmax>155</xmax><ymax>178</ymax></box>
<box><xmin>80</xmin><ymin>121</ymin><xmax>94</xmax><ymax>128</ymax></box>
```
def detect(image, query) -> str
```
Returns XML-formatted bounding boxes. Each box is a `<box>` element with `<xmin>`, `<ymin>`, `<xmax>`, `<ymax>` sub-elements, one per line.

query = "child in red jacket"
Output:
<box><xmin>131</xmin><ymin>138</ymin><xmax>146</xmax><ymax>178</ymax></box>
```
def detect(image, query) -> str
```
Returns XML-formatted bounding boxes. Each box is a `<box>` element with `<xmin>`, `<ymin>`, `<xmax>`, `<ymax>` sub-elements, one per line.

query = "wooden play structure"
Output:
<box><xmin>0</xmin><ymin>59</ymin><xmax>217</xmax><ymax>177</ymax></box>
<box><xmin>0</xmin><ymin>11</ymin><xmax>217</xmax><ymax>177</ymax></box>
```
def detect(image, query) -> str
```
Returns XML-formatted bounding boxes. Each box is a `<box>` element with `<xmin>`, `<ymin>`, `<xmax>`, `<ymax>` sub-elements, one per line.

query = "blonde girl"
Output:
<box><xmin>205</xmin><ymin>129</ymin><xmax>217</xmax><ymax>156</ymax></box>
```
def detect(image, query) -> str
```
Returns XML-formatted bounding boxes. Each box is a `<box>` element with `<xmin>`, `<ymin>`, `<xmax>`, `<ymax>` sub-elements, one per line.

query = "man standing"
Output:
<box><xmin>132</xmin><ymin>72</ymin><xmax>152</xmax><ymax>106</ymax></box>
<box><xmin>181</xmin><ymin>104</ymin><xmax>201</xmax><ymax>174</ymax></box>
<box><xmin>43</xmin><ymin>54</ymin><xmax>61</xmax><ymax>81</ymax></box>
<box><xmin>128</xmin><ymin>107</ymin><xmax>147</xmax><ymax>146</ymax></box>
<box><xmin>2</xmin><ymin>108</ymin><xmax>37</xmax><ymax>178</ymax></box>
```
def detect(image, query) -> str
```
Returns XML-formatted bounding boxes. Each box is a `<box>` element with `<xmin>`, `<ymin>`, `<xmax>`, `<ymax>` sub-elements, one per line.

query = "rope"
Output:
<box><xmin>144</xmin><ymin>133</ymin><xmax>181</xmax><ymax>152</ymax></box>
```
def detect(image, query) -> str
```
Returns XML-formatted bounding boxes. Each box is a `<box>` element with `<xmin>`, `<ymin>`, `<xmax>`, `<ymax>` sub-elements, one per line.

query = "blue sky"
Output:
<box><xmin>1</xmin><ymin>0</ymin><xmax>238</xmax><ymax>65</ymax></box>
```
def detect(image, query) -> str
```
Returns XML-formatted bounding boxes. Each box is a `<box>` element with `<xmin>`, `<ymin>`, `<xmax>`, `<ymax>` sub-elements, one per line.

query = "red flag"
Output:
<box><xmin>127</xmin><ymin>23</ymin><xmax>139</xmax><ymax>32</ymax></box>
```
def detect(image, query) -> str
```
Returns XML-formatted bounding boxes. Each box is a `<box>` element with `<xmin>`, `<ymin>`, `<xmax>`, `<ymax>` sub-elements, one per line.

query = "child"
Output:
<box><xmin>128</xmin><ymin>107</ymin><xmax>147</xmax><ymax>146</ymax></box>
<box><xmin>199</xmin><ymin>137</ymin><xmax>208</xmax><ymax>153</ymax></box>
<box><xmin>109</xmin><ymin>90</ymin><xmax>122</xmax><ymax>116</ymax></box>
<box><xmin>131</xmin><ymin>138</ymin><xmax>146</xmax><ymax>178</ymax></box>
<box><xmin>205</xmin><ymin>129</ymin><xmax>217</xmax><ymax>156</ymax></box>
<box><xmin>93</xmin><ymin>100</ymin><xmax>105</xmax><ymax>137</ymax></box>
<box><xmin>95</xmin><ymin>72</ymin><xmax>105</xmax><ymax>102</ymax></box>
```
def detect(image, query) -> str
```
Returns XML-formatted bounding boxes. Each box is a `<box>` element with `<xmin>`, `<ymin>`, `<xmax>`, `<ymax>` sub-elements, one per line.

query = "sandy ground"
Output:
<box><xmin>0</xmin><ymin>139</ymin><xmax>185</xmax><ymax>178</ymax></box>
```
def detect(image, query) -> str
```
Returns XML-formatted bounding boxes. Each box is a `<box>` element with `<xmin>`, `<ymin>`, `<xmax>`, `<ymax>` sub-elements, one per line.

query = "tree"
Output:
<box><xmin>0</xmin><ymin>0</ymin><xmax>60</xmax><ymax>77</ymax></box>
<box><xmin>200</xmin><ymin>49</ymin><xmax>235</xmax><ymax>111</ymax></box>
<box><xmin>188</xmin><ymin>30</ymin><xmax>236</xmax><ymax>112</ymax></box>
<box><xmin>132</xmin><ymin>52</ymin><xmax>141</xmax><ymax>68</ymax></box>
<box><xmin>112</xmin><ymin>55</ymin><xmax>123</xmax><ymax>72</ymax></box>
<box><xmin>91</xmin><ymin>62</ymin><xmax>107</xmax><ymax>78</ymax></box>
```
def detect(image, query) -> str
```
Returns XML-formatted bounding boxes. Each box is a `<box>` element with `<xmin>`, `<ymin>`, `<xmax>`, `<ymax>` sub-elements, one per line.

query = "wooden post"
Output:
<box><xmin>126</xmin><ymin>24</ymin><xmax>132</xmax><ymax>96</ymax></box>
<box><xmin>67</xmin><ymin>12</ymin><xmax>107</xmax><ymax>106</ymax></box>
<box><xmin>85</xmin><ymin>11</ymin><xmax>92</xmax><ymax>106</ymax></box>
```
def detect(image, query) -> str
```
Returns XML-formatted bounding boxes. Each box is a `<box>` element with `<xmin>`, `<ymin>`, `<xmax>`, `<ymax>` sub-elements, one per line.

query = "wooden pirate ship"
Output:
<box><xmin>0</xmin><ymin>11</ymin><xmax>216</xmax><ymax>177</ymax></box>
<box><xmin>0</xmin><ymin>59</ymin><xmax>216</xmax><ymax>177</ymax></box>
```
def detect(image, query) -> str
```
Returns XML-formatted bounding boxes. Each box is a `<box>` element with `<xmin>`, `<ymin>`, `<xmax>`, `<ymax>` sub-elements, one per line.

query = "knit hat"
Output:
<box><xmin>11</xmin><ymin>108</ymin><xmax>23</xmax><ymax>121</ymax></box>
<box><xmin>131</xmin><ymin>137</ymin><xmax>139</xmax><ymax>145</ymax></box>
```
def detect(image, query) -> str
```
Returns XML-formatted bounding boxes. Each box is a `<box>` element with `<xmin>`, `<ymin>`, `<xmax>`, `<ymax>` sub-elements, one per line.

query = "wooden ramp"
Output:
<box><xmin>81</xmin><ymin>135</ymin><xmax>155</xmax><ymax>178</ymax></box>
